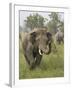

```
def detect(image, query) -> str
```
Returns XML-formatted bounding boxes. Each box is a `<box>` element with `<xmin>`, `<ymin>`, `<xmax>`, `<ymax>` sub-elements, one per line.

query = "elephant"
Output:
<box><xmin>20</xmin><ymin>28</ymin><xmax>52</xmax><ymax>69</ymax></box>
<box><xmin>55</xmin><ymin>30</ymin><xmax>64</xmax><ymax>44</ymax></box>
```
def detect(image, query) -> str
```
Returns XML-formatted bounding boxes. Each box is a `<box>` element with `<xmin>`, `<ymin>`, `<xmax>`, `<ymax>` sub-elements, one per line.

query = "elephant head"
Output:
<box><xmin>30</xmin><ymin>28</ymin><xmax>52</xmax><ymax>55</ymax></box>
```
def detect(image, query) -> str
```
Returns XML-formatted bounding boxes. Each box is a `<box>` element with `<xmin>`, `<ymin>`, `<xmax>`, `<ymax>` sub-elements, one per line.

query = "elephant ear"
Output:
<box><xmin>30</xmin><ymin>31</ymin><xmax>37</xmax><ymax>44</ymax></box>
<box><xmin>47</xmin><ymin>32</ymin><xmax>52</xmax><ymax>42</ymax></box>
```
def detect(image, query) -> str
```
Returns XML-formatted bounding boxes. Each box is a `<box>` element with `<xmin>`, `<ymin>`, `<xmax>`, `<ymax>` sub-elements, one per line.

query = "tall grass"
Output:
<box><xmin>19</xmin><ymin>42</ymin><xmax>64</xmax><ymax>79</ymax></box>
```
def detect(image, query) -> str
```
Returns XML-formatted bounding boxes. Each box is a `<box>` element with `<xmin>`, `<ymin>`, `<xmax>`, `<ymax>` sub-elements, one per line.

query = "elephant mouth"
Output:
<box><xmin>39</xmin><ymin>49</ymin><xmax>43</xmax><ymax>55</ymax></box>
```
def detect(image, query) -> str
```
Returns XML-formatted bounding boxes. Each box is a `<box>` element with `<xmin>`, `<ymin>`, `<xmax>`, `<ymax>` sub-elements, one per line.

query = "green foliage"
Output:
<box><xmin>25</xmin><ymin>13</ymin><xmax>45</xmax><ymax>30</ymax></box>
<box><xmin>58</xmin><ymin>21</ymin><xmax>64</xmax><ymax>32</ymax></box>
<box><xmin>19</xmin><ymin>42</ymin><xmax>64</xmax><ymax>79</ymax></box>
<box><xmin>22</xmin><ymin>12</ymin><xmax>64</xmax><ymax>33</ymax></box>
<box><xmin>49</xmin><ymin>12</ymin><xmax>59</xmax><ymax>21</ymax></box>
<box><xmin>47</xmin><ymin>12</ymin><xmax>64</xmax><ymax>34</ymax></box>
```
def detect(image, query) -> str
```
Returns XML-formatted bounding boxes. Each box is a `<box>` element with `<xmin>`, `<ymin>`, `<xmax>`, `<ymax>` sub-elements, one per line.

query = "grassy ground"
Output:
<box><xmin>19</xmin><ymin>41</ymin><xmax>64</xmax><ymax>79</ymax></box>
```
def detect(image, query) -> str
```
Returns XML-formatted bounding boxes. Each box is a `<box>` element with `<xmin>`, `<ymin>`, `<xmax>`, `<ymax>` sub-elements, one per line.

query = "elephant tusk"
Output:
<box><xmin>39</xmin><ymin>49</ymin><xmax>43</xmax><ymax>55</ymax></box>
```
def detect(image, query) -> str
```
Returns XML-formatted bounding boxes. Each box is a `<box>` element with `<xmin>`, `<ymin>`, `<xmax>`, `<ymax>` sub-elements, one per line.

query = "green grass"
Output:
<box><xmin>19</xmin><ymin>42</ymin><xmax>64</xmax><ymax>79</ymax></box>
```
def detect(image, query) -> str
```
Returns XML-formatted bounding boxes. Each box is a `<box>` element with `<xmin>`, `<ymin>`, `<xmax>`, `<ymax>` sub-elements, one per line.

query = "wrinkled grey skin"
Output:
<box><xmin>20</xmin><ymin>28</ymin><xmax>52</xmax><ymax>69</ymax></box>
<box><xmin>55</xmin><ymin>30</ymin><xmax>64</xmax><ymax>44</ymax></box>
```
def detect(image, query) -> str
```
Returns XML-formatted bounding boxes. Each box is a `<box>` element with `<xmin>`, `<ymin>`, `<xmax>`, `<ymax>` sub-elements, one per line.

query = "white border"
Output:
<box><xmin>10</xmin><ymin>3</ymin><xmax>70</xmax><ymax>87</ymax></box>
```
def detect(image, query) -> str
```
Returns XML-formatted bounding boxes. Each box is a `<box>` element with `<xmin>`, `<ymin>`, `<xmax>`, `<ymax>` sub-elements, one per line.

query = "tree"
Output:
<box><xmin>47</xmin><ymin>12</ymin><xmax>64</xmax><ymax>34</ymax></box>
<box><xmin>58</xmin><ymin>21</ymin><xmax>64</xmax><ymax>32</ymax></box>
<box><xmin>24</xmin><ymin>13</ymin><xmax>45</xmax><ymax>30</ymax></box>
